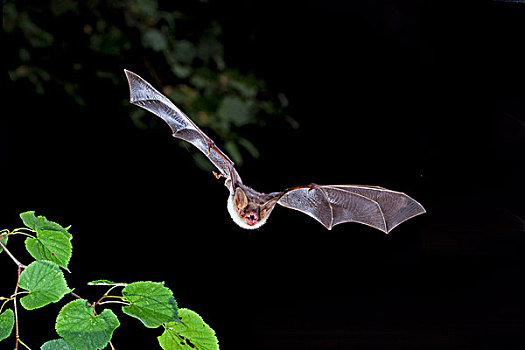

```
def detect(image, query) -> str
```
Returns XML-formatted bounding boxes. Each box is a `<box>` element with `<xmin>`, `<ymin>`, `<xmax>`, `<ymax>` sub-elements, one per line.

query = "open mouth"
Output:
<box><xmin>244</xmin><ymin>212</ymin><xmax>259</xmax><ymax>226</ymax></box>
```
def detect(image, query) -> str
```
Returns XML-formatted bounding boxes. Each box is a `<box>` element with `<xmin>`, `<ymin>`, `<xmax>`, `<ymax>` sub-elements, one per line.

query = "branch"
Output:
<box><xmin>0</xmin><ymin>233</ymin><xmax>29</xmax><ymax>349</ymax></box>
<box><xmin>14</xmin><ymin>265</ymin><xmax>22</xmax><ymax>350</ymax></box>
<box><xmin>0</xmin><ymin>240</ymin><xmax>27</xmax><ymax>269</ymax></box>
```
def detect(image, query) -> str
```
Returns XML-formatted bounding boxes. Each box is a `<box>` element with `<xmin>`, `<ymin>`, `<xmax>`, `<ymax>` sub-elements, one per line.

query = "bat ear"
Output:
<box><xmin>260</xmin><ymin>198</ymin><xmax>278</xmax><ymax>220</ymax></box>
<box><xmin>234</xmin><ymin>187</ymin><xmax>248</xmax><ymax>211</ymax></box>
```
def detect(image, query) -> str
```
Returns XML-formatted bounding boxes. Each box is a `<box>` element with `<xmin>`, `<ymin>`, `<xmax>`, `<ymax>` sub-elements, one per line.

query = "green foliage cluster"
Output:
<box><xmin>4</xmin><ymin>0</ymin><xmax>294</xmax><ymax>168</ymax></box>
<box><xmin>0</xmin><ymin>212</ymin><xmax>219</xmax><ymax>349</ymax></box>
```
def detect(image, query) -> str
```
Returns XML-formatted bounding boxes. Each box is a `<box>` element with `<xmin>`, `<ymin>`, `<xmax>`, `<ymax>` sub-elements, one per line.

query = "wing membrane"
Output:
<box><xmin>277</xmin><ymin>185</ymin><xmax>425</xmax><ymax>233</ymax></box>
<box><xmin>125</xmin><ymin>70</ymin><xmax>241</xmax><ymax>186</ymax></box>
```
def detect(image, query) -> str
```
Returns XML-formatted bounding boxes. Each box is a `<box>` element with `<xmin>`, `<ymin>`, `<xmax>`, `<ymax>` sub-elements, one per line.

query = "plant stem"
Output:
<box><xmin>12</xmin><ymin>227</ymin><xmax>35</xmax><ymax>233</ymax></box>
<box><xmin>11</xmin><ymin>231</ymin><xmax>35</xmax><ymax>239</ymax></box>
<box><xmin>93</xmin><ymin>285</ymin><xmax>124</xmax><ymax>308</ymax></box>
<box><xmin>98</xmin><ymin>300</ymin><xmax>130</xmax><ymax>306</ymax></box>
<box><xmin>14</xmin><ymin>265</ymin><xmax>22</xmax><ymax>350</ymax></box>
<box><xmin>70</xmin><ymin>291</ymin><xmax>84</xmax><ymax>300</ymax></box>
<box><xmin>18</xmin><ymin>338</ymin><xmax>32</xmax><ymax>349</ymax></box>
<box><xmin>0</xmin><ymin>236</ymin><xmax>28</xmax><ymax>349</ymax></box>
<box><xmin>0</xmin><ymin>240</ymin><xmax>27</xmax><ymax>269</ymax></box>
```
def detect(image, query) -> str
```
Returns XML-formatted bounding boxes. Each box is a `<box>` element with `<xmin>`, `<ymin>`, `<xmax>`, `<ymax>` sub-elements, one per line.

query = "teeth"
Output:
<box><xmin>244</xmin><ymin>213</ymin><xmax>258</xmax><ymax>225</ymax></box>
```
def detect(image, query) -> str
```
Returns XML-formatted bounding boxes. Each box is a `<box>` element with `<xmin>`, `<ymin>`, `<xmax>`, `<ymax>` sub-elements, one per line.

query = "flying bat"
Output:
<box><xmin>124</xmin><ymin>70</ymin><xmax>425</xmax><ymax>233</ymax></box>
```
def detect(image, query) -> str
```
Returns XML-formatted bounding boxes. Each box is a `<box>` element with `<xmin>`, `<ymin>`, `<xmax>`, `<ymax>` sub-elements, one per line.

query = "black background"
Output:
<box><xmin>1</xmin><ymin>1</ymin><xmax>524</xmax><ymax>349</ymax></box>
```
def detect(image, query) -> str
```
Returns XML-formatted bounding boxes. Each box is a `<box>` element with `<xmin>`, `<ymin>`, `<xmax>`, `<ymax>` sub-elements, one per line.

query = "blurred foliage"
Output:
<box><xmin>3</xmin><ymin>0</ymin><xmax>294</xmax><ymax>169</ymax></box>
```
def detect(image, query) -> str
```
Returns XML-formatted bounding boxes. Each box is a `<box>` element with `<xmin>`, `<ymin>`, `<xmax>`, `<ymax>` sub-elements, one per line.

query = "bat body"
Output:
<box><xmin>125</xmin><ymin>70</ymin><xmax>425</xmax><ymax>233</ymax></box>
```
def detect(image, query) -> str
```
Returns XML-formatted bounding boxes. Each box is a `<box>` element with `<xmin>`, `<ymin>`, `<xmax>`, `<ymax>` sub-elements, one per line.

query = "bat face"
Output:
<box><xmin>226</xmin><ymin>187</ymin><xmax>278</xmax><ymax>230</ymax></box>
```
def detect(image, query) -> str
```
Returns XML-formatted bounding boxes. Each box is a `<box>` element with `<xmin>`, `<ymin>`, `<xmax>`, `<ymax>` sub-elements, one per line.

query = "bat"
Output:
<box><xmin>124</xmin><ymin>70</ymin><xmax>426</xmax><ymax>233</ymax></box>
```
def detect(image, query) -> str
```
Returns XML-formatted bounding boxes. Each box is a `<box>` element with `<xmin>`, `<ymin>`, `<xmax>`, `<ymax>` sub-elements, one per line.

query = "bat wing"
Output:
<box><xmin>124</xmin><ymin>70</ymin><xmax>241</xmax><ymax>187</ymax></box>
<box><xmin>277</xmin><ymin>184</ymin><xmax>425</xmax><ymax>233</ymax></box>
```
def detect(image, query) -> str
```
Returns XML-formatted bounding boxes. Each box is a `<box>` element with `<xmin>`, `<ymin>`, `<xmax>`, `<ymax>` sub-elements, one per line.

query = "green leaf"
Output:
<box><xmin>41</xmin><ymin>338</ymin><xmax>75</xmax><ymax>350</ymax></box>
<box><xmin>0</xmin><ymin>309</ymin><xmax>15</xmax><ymax>342</ymax></box>
<box><xmin>158</xmin><ymin>308</ymin><xmax>219</xmax><ymax>350</ymax></box>
<box><xmin>87</xmin><ymin>280</ymin><xmax>128</xmax><ymax>286</ymax></box>
<box><xmin>121</xmin><ymin>281</ymin><xmax>179</xmax><ymax>328</ymax></box>
<box><xmin>238</xmin><ymin>137</ymin><xmax>260</xmax><ymax>158</ymax></box>
<box><xmin>171</xmin><ymin>63</ymin><xmax>192</xmax><ymax>79</ymax></box>
<box><xmin>41</xmin><ymin>221</ymin><xmax>72</xmax><ymax>239</ymax></box>
<box><xmin>173</xmin><ymin>40</ymin><xmax>196</xmax><ymax>64</ymax></box>
<box><xmin>224</xmin><ymin>140</ymin><xmax>243</xmax><ymax>166</ymax></box>
<box><xmin>131</xmin><ymin>0</ymin><xmax>159</xmax><ymax>18</ymax></box>
<box><xmin>143</xmin><ymin>29</ymin><xmax>168</xmax><ymax>52</ymax></box>
<box><xmin>0</xmin><ymin>235</ymin><xmax>7</xmax><ymax>254</ymax></box>
<box><xmin>56</xmin><ymin>299</ymin><xmax>119</xmax><ymax>350</ymax></box>
<box><xmin>18</xmin><ymin>260</ymin><xmax>71</xmax><ymax>310</ymax></box>
<box><xmin>18</xmin><ymin>12</ymin><xmax>54</xmax><ymax>48</ymax></box>
<box><xmin>19</xmin><ymin>211</ymin><xmax>72</xmax><ymax>239</ymax></box>
<box><xmin>50</xmin><ymin>0</ymin><xmax>78</xmax><ymax>17</ymax></box>
<box><xmin>20</xmin><ymin>211</ymin><xmax>39</xmax><ymax>230</ymax></box>
<box><xmin>25</xmin><ymin>229</ymin><xmax>72</xmax><ymax>269</ymax></box>
<box><xmin>228</xmin><ymin>79</ymin><xmax>257</xmax><ymax>98</ymax></box>
<box><xmin>3</xmin><ymin>3</ymin><xmax>16</xmax><ymax>33</ymax></box>
<box><xmin>217</xmin><ymin>96</ymin><xmax>254</xmax><ymax>127</ymax></box>
<box><xmin>196</xmin><ymin>36</ymin><xmax>223</xmax><ymax>62</ymax></box>
<box><xmin>192</xmin><ymin>151</ymin><xmax>214</xmax><ymax>172</ymax></box>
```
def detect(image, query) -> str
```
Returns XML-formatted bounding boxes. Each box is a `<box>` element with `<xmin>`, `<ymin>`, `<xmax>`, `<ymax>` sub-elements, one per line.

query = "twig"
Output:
<box><xmin>14</xmin><ymin>265</ymin><xmax>22</xmax><ymax>350</ymax></box>
<box><xmin>0</xmin><ymin>241</ymin><xmax>26</xmax><ymax>268</ymax></box>
<box><xmin>18</xmin><ymin>338</ymin><xmax>32</xmax><ymax>350</ymax></box>
<box><xmin>1</xmin><ymin>234</ymin><xmax>28</xmax><ymax>349</ymax></box>
<box><xmin>98</xmin><ymin>300</ymin><xmax>130</xmax><ymax>306</ymax></box>
<box><xmin>93</xmin><ymin>285</ymin><xmax>124</xmax><ymax>308</ymax></box>
<box><xmin>12</xmin><ymin>227</ymin><xmax>36</xmax><ymax>234</ymax></box>
<box><xmin>70</xmin><ymin>291</ymin><xmax>84</xmax><ymax>300</ymax></box>
<box><xmin>10</xmin><ymin>231</ymin><xmax>35</xmax><ymax>239</ymax></box>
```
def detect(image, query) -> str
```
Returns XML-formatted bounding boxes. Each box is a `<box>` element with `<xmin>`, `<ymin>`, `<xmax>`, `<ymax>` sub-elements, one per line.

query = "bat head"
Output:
<box><xmin>227</xmin><ymin>187</ymin><xmax>277</xmax><ymax>230</ymax></box>
<box><xmin>234</xmin><ymin>187</ymin><xmax>261</xmax><ymax>226</ymax></box>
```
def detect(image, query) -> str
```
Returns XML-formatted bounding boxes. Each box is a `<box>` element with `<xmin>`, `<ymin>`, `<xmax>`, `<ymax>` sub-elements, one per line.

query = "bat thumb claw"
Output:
<box><xmin>307</xmin><ymin>183</ymin><xmax>320</xmax><ymax>194</ymax></box>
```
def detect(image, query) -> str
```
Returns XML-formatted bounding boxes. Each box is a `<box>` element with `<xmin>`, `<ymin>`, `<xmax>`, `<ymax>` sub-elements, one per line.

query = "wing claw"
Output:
<box><xmin>307</xmin><ymin>183</ymin><xmax>321</xmax><ymax>194</ymax></box>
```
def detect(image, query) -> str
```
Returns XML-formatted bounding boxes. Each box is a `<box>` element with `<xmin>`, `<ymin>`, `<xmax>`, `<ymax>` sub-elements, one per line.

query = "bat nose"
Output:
<box><xmin>244</xmin><ymin>213</ymin><xmax>259</xmax><ymax>226</ymax></box>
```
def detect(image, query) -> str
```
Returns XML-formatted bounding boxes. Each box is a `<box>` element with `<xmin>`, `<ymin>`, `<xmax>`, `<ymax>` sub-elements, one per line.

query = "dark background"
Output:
<box><xmin>2</xmin><ymin>1</ymin><xmax>524</xmax><ymax>349</ymax></box>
